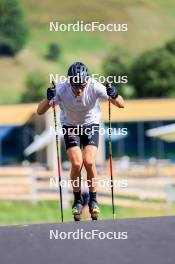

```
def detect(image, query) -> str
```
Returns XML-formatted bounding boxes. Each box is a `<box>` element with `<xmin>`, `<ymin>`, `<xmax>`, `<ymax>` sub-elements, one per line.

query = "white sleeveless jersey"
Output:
<box><xmin>53</xmin><ymin>78</ymin><xmax>108</xmax><ymax>126</ymax></box>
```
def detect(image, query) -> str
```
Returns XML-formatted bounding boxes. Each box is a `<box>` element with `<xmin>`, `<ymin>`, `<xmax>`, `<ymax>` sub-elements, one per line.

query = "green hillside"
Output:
<box><xmin>0</xmin><ymin>0</ymin><xmax>175</xmax><ymax>104</ymax></box>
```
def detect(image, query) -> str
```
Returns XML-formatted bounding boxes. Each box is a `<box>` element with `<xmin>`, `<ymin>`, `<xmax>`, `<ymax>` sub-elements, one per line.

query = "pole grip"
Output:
<box><xmin>106</xmin><ymin>82</ymin><xmax>112</xmax><ymax>90</ymax></box>
<box><xmin>52</xmin><ymin>81</ymin><xmax>56</xmax><ymax>88</ymax></box>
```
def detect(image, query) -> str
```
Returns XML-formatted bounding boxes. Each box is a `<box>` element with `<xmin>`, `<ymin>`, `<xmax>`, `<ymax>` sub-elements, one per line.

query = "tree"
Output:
<box><xmin>102</xmin><ymin>46</ymin><xmax>134</xmax><ymax>97</ymax></box>
<box><xmin>130</xmin><ymin>48</ymin><xmax>175</xmax><ymax>98</ymax></box>
<box><xmin>21</xmin><ymin>71</ymin><xmax>47</xmax><ymax>103</ymax></box>
<box><xmin>165</xmin><ymin>38</ymin><xmax>175</xmax><ymax>55</ymax></box>
<box><xmin>45</xmin><ymin>42</ymin><xmax>61</xmax><ymax>61</ymax></box>
<box><xmin>0</xmin><ymin>0</ymin><xmax>28</xmax><ymax>56</ymax></box>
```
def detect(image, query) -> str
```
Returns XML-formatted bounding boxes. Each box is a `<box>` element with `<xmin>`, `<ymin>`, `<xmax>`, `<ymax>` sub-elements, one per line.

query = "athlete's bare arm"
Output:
<box><xmin>37</xmin><ymin>98</ymin><xmax>51</xmax><ymax>115</ymax></box>
<box><xmin>110</xmin><ymin>95</ymin><xmax>125</xmax><ymax>108</ymax></box>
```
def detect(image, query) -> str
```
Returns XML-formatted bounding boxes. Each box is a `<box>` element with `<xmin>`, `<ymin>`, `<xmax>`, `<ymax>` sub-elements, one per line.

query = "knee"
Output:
<box><xmin>71</xmin><ymin>161</ymin><xmax>82</xmax><ymax>171</ymax></box>
<box><xmin>83</xmin><ymin>158</ymin><xmax>95</xmax><ymax>170</ymax></box>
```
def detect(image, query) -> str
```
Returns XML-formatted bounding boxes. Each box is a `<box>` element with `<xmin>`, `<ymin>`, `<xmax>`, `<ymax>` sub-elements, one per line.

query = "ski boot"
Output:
<box><xmin>72</xmin><ymin>200</ymin><xmax>83</xmax><ymax>221</ymax></box>
<box><xmin>88</xmin><ymin>200</ymin><xmax>100</xmax><ymax>221</ymax></box>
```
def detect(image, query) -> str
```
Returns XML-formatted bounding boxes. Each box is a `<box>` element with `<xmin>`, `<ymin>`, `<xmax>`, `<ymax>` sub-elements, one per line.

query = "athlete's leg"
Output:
<box><xmin>83</xmin><ymin>145</ymin><xmax>98</xmax><ymax>192</ymax></box>
<box><xmin>83</xmin><ymin>145</ymin><xmax>100</xmax><ymax>220</ymax></box>
<box><xmin>63</xmin><ymin>125</ymin><xmax>83</xmax><ymax>220</ymax></box>
<box><xmin>67</xmin><ymin>146</ymin><xmax>83</xmax><ymax>221</ymax></box>
<box><xmin>67</xmin><ymin>146</ymin><xmax>83</xmax><ymax>192</ymax></box>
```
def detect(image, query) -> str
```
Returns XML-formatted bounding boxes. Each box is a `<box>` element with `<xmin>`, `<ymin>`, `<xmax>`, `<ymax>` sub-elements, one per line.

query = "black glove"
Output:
<box><xmin>106</xmin><ymin>83</ymin><xmax>118</xmax><ymax>99</ymax></box>
<box><xmin>47</xmin><ymin>87</ymin><xmax>55</xmax><ymax>101</ymax></box>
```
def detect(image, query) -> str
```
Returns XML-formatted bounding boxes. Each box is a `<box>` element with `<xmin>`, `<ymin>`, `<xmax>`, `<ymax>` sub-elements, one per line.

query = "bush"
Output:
<box><xmin>21</xmin><ymin>71</ymin><xmax>47</xmax><ymax>103</ymax></box>
<box><xmin>102</xmin><ymin>46</ymin><xmax>131</xmax><ymax>97</ymax></box>
<box><xmin>0</xmin><ymin>0</ymin><xmax>28</xmax><ymax>56</ymax></box>
<box><xmin>45</xmin><ymin>42</ymin><xmax>61</xmax><ymax>61</ymax></box>
<box><xmin>130</xmin><ymin>48</ymin><xmax>175</xmax><ymax>98</ymax></box>
<box><xmin>165</xmin><ymin>38</ymin><xmax>175</xmax><ymax>55</ymax></box>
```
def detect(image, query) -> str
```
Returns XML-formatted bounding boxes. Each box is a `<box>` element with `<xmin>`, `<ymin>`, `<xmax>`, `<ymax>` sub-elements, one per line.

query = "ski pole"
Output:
<box><xmin>106</xmin><ymin>82</ymin><xmax>115</xmax><ymax>219</ymax></box>
<box><xmin>51</xmin><ymin>81</ymin><xmax>64</xmax><ymax>223</ymax></box>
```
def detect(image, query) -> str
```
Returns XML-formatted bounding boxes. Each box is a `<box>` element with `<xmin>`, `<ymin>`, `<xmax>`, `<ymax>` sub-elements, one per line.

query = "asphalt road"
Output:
<box><xmin>0</xmin><ymin>216</ymin><xmax>175</xmax><ymax>264</ymax></box>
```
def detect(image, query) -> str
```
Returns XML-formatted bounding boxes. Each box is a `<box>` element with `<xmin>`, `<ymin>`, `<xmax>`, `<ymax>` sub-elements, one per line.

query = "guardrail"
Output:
<box><xmin>0</xmin><ymin>166</ymin><xmax>175</xmax><ymax>206</ymax></box>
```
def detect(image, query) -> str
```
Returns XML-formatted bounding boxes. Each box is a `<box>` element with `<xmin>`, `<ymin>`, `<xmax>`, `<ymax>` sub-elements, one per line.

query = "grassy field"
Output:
<box><xmin>0</xmin><ymin>0</ymin><xmax>175</xmax><ymax>104</ymax></box>
<box><xmin>0</xmin><ymin>200</ymin><xmax>174</xmax><ymax>226</ymax></box>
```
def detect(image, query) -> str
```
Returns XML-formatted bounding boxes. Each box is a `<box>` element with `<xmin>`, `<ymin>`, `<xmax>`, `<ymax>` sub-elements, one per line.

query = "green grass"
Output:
<box><xmin>30</xmin><ymin>27</ymin><xmax>110</xmax><ymax>73</ymax></box>
<box><xmin>116</xmin><ymin>195</ymin><xmax>167</xmax><ymax>203</ymax></box>
<box><xmin>0</xmin><ymin>200</ymin><xmax>174</xmax><ymax>226</ymax></box>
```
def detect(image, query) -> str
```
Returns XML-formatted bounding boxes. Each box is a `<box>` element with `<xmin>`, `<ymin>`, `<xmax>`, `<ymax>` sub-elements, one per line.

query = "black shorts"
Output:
<box><xmin>62</xmin><ymin>123</ymin><xmax>99</xmax><ymax>150</ymax></box>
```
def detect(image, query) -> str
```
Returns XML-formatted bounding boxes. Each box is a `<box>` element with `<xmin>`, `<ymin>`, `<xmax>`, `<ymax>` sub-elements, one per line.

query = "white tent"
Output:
<box><xmin>146</xmin><ymin>123</ymin><xmax>175</xmax><ymax>142</ymax></box>
<box><xmin>24</xmin><ymin>130</ymin><xmax>53</xmax><ymax>156</ymax></box>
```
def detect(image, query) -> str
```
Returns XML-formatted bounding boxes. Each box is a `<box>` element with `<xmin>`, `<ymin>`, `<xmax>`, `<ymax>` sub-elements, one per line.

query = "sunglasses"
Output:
<box><xmin>71</xmin><ymin>83</ymin><xmax>87</xmax><ymax>89</ymax></box>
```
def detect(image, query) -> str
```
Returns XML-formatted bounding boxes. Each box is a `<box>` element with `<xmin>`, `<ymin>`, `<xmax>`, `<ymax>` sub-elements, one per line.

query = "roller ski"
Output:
<box><xmin>88</xmin><ymin>200</ymin><xmax>100</xmax><ymax>221</ymax></box>
<box><xmin>72</xmin><ymin>199</ymin><xmax>83</xmax><ymax>221</ymax></box>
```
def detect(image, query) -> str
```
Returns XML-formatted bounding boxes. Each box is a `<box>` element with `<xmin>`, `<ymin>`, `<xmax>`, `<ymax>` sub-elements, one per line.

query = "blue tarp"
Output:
<box><xmin>0</xmin><ymin>126</ymin><xmax>15</xmax><ymax>140</ymax></box>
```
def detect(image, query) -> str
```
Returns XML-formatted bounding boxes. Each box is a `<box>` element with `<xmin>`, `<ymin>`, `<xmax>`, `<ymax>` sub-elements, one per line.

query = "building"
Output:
<box><xmin>0</xmin><ymin>98</ymin><xmax>175</xmax><ymax>167</ymax></box>
<box><xmin>100</xmin><ymin>98</ymin><xmax>175</xmax><ymax>159</ymax></box>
